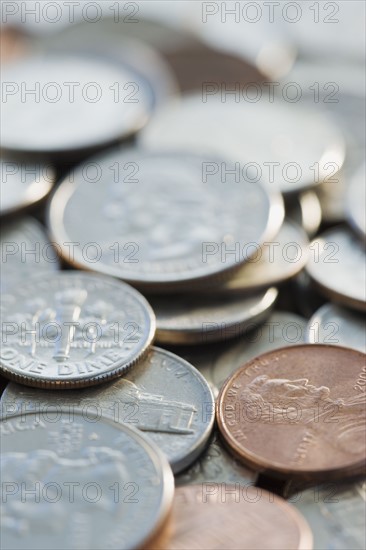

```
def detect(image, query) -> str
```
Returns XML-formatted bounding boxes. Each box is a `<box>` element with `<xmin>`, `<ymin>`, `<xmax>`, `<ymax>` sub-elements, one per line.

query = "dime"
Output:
<box><xmin>48</xmin><ymin>149</ymin><xmax>283</xmax><ymax>290</ymax></box>
<box><xmin>1</xmin><ymin>217</ymin><xmax>59</xmax><ymax>294</ymax></box>
<box><xmin>0</xmin><ymin>410</ymin><xmax>174</xmax><ymax>550</ymax></box>
<box><xmin>150</xmin><ymin>287</ymin><xmax>278</xmax><ymax>345</ymax></box>
<box><xmin>138</xmin><ymin>93</ymin><xmax>345</xmax><ymax>194</ymax></box>
<box><xmin>1</xmin><ymin>347</ymin><xmax>214</xmax><ymax>474</ymax></box>
<box><xmin>0</xmin><ymin>272</ymin><xmax>155</xmax><ymax>388</ymax></box>
<box><xmin>0</xmin><ymin>157</ymin><xmax>54</xmax><ymax>216</ymax></box>
<box><xmin>149</xmin><ymin>484</ymin><xmax>313</xmax><ymax>549</ymax></box>
<box><xmin>217</xmin><ymin>344</ymin><xmax>366</xmax><ymax>480</ymax></box>
<box><xmin>306</xmin><ymin>303</ymin><xmax>366</xmax><ymax>353</ymax></box>
<box><xmin>175</xmin><ymin>431</ymin><xmax>257</xmax><ymax>487</ymax></box>
<box><xmin>292</xmin><ymin>481</ymin><xmax>366</xmax><ymax>550</ymax></box>
<box><xmin>214</xmin><ymin>221</ymin><xmax>309</xmax><ymax>293</ymax></box>
<box><xmin>211</xmin><ymin>311</ymin><xmax>307</xmax><ymax>391</ymax></box>
<box><xmin>286</xmin><ymin>191</ymin><xmax>322</xmax><ymax>238</ymax></box>
<box><xmin>1</xmin><ymin>55</ymin><xmax>150</xmax><ymax>157</ymax></box>
<box><xmin>347</xmin><ymin>163</ymin><xmax>366</xmax><ymax>239</ymax></box>
<box><xmin>306</xmin><ymin>227</ymin><xmax>366</xmax><ymax>312</ymax></box>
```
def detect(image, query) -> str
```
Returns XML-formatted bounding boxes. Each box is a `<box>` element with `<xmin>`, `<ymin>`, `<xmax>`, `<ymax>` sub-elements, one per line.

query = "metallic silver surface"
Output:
<box><xmin>306</xmin><ymin>303</ymin><xmax>366</xmax><ymax>353</ymax></box>
<box><xmin>217</xmin><ymin>221</ymin><xmax>309</xmax><ymax>292</ymax></box>
<box><xmin>306</xmin><ymin>227</ymin><xmax>366</xmax><ymax>312</ymax></box>
<box><xmin>287</xmin><ymin>191</ymin><xmax>322</xmax><ymax>238</ymax></box>
<box><xmin>49</xmin><ymin>148</ymin><xmax>283</xmax><ymax>290</ymax></box>
<box><xmin>1</xmin><ymin>55</ymin><xmax>150</xmax><ymax>155</ymax></box>
<box><xmin>293</xmin><ymin>482</ymin><xmax>366</xmax><ymax>550</ymax></box>
<box><xmin>150</xmin><ymin>287</ymin><xmax>278</xmax><ymax>345</ymax></box>
<box><xmin>1</xmin><ymin>347</ymin><xmax>215</xmax><ymax>473</ymax></box>
<box><xmin>347</xmin><ymin>163</ymin><xmax>366</xmax><ymax>239</ymax></box>
<box><xmin>139</xmin><ymin>93</ymin><xmax>346</xmax><ymax>194</ymax></box>
<box><xmin>1</xmin><ymin>217</ymin><xmax>59</xmax><ymax>294</ymax></box>
<box><xmin>175</xmin><ymin>431</ymin><xmax>257</xmax><ymax>486</ymax></box>
<box><xmin>0</xmin><ymin>158</ymin><xmax>54</xmax><ymax>215</ymax></box>
<box><xmin>0</xmin><ymin>410</ymin><xmax>174</xmax><ymax>550</ymax></box>
<box><xmin>0</xmin><ymin>272</ymin><xmax>155</xmax><ymax>388</ymax></box>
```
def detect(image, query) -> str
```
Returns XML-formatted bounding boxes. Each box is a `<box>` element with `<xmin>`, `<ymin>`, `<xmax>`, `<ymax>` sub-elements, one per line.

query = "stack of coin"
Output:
<box><xmin>1</xmin><ymin>8</ymin><xmax>365</xmax><ymax>550</ymax></box>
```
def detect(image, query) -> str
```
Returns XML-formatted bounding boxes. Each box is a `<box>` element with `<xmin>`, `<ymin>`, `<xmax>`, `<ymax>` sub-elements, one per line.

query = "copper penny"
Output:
<box><xmin>147</xmin><ymin>484</ymin><xmax>312</xmax><ymax>550</ymax></box>
<box><xmin>217</xmin><ymin>344</ymin><xmax>366</xmax><ymax>481</ymax></box>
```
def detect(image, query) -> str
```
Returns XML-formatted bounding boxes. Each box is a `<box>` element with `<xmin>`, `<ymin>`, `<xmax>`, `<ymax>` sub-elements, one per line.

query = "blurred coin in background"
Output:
<box><xmin>150</xmin><ymin>484</ymin><xmax>313</xmax><ymax>550</ymax></box>
<box><xmin>48</xmin><ymin>149</ymin><xmax>283</xmax><ymax>291</ymax></box>
<box><xmin>1</xmin><ymin>55</ymin><xmax>151</xmax><ymax>160</ymax></box>
<box><xmin>0</xmin><ymin>157</ymin><xmax>55</xmax><ymax>216</ymax></box>
<box><xmin>217</xmin><ymin>344</ymin><xmax>366</xmax><ymax>481</ymax></box>
<box><xmin>1</xmin><ymin>217</ymin><xmax>59</xmax><ymax>293</ymax></box>
<box><xmin>286</xmin><ymin>191</ymin><xmax>322</xmax><ymax>238</ymax></box>
<box><xmin>346</xmin><ymin>163</ymin><xmax>366</xmax><ymax>240</ymax></box>
<box><xmin>0</xmin><ymin>272</ymin><xmax>155</xmax><ymax>388</ymax></box>
<box><xmin>306</xmin><ymin>303</ymin><xmax>366</xmax><ymax>353</ymax></box>
<box><xmin>211</xmin><ymin>221</ymin><xmax>309</xmax><ymax>294</ymax></box>
<box><xmin>31</xmin><ymin>19</ymin><xmax>179</xmax><ymax>109</ymax></box>
<box><xmin>150</xmin><ymin>287</ymin><xmax>278</xmax><ymax>345</ymax></box>
<box><xmin>139</xmin><ymin>94</ymin><xmax>346</xmax><ymax>194</ymax></box>
<box><xmin>306</xmin><ymin>227</ymin><xmax>366</xmax><ymax>312</ymax></box>
<box><xmin>1</xmin><ymin>347</ymin><xmax>214</xmax><ymax>474</ymax></box>
<box><xmin>1</xmin><ymin>410</ymin><xmax>174</xmax><ymax>550</ymax></box>
<box><xmin>292</xmin><ymin>481</ymin><xmax>366</xmax><ymax>550</ymax></box>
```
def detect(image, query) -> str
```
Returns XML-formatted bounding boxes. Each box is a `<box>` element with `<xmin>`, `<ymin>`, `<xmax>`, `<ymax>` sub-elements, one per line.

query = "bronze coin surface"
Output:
<box><xmin>149</xmin><ymin>484</ymin><xmax>312</xmax><ymax>550</ymax></box>
<box><xmin>217</xmin><ymin>344</ymin><xmax>366</xmax><ymax>480</ymax></box>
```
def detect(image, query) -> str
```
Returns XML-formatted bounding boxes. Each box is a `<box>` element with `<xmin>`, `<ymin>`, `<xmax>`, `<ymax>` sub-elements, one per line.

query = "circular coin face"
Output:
<box><xmin>0</xmin><ymin>272</ymin><xmax>155</xmax><ymax>388</ymax></box>
<box><xmin>150</xmin><ymin>484</ymin><xmax>312</xmax><ymax>550</ymax></box>
<box><xmin>306</xmin><ymin>303</ymin><xmax>366</xmax><ymax>353</ymax></box>
<box><xmin>216</xmin><ymin>221</ymin><xmax>309</xmax><ymax>293</ymax></box>
<box><xmin>138</xmin><ymin>93</ymin><xmax>345</xmax><ymax>194</ymax></box>
<box><xmin>1</xmin><ymin>217</ymin><xmax>59</xmax><ymax>293</ymax></box>
<box><xmin>306</xmin><ymin>227</ymin><xmax>366</xmax><ymax>312</ymax></box>
<box><xmin>1</xmin><ymin>347</ymin><xmax>214</xmax><ymax>474</ymax></box>
<box><xmin>347</xmin><ymin>163</ymin><xmax>366</xmax><ymax>239</ymax></box>
<box><xmin>0</xmin><ymin>157</ymin><xmax>54</xmax><ymax>216</ymax></box>
<box><xmin>48</xmin><ymin>149</ymin><xmax>283</xmax><ymax>290</ymax></box>
<box><xmin>0</xmin><ymin>410</ymin><xmax>174</xmax><ymax>550</ymax></box>
<box><xmin>150</xmin><ymin>287</ymin><xmax>278</xmax><ymax>345</ymax></box>
<box><xmin>1</xmin><ymin>55</ymin><xmax>150</xmax><ymax>156</ymax></box>
<box><xmin>217</xmin><ymin>344</ymin><xmax>366</xmax><ymax>480</ymax></box>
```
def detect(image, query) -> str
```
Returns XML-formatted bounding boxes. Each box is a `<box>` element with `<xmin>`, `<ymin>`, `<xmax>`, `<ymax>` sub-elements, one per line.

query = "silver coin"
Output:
<box><xmin>1</xmin><ymin>346</ymin><xmax>214</xmax><ymax>474</ymax></box>
<box><xmin>292</xmin><ymin>481</ymin><xmax>366</xmax><ymax>550</ymax></box>
<box><xmin>215</xmin><ymin>221</ymin><xmax>309</xmax><ymax>293</ymax></box>
<box><xmin>32</xmin><ymin>19</ymin><xmax>179</xmax><ymax>109</ymax></box>
<box><xmin>306</xmin><ymin>227</ymin><xmax>366</xmax><ymax>312</ymax></box>
<box><xmin>1</xmin><ymin>217</ymin><xmax>59</xmax><ymax>294</ymax></box>
<box><xmin>150</xmin><ymin>287</ymin><xmax>278</xmax><ymax>345</ymax></box>
<box><xmin>306</xmin><ymin>303</ymin><xmax>366</xmax><ymax>353</ymax></box>
<box><xmin>138</xmin><ymin>93</ymin><xmax>346</xmax><ymax>194</ymax></box>
<box><xmin>0</xmin><ymin>272</ymin><xmax>155</xmax><ymax>388</ymax></box>
<box><xmin>1</xmin><ymin>55</ymin><xmax>150</xmax><ymax>156</ymax></box>
<box><xmin>287</xmin><ymin>191</ymin><xmax>322</xmax><ymax>238</ymax></box>
<box><xmin>48</xmin><ymin>148</ymin><xmax>283</xmax><ymax>290</ymax></box>
<box><xmin>347</xmin><ymin>163</ymin><xmax>366</xmax><ymax>239</ymax></box>
<box><xmin>0</xmin><ymin>410</ymin><xmax>174</xmax><ymax>550</ymax></box>
<box><xmin>0</xmin><ymin>157</ymin><xmax>54</xmax><ymax>215</ymax></box>
<box><xmin>210</xmin><ymin>311</ymin><xmax>307</xmax><ymax>391</ymax></box>
<box><xmin>175</xmin><ymin>431</ymin><xmax>257</xmax><ymax>487</ymax></box>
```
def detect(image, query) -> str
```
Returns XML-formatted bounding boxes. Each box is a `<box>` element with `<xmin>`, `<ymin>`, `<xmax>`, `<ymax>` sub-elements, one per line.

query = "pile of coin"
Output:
<box><xmin>1</xmin><ymin>9</ymin><xmax>365</xmax><ymax>550</ymax></box>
